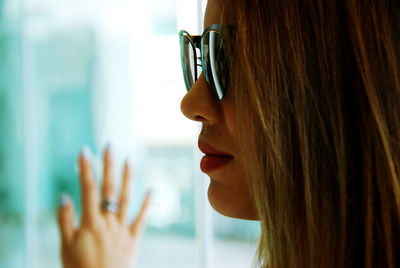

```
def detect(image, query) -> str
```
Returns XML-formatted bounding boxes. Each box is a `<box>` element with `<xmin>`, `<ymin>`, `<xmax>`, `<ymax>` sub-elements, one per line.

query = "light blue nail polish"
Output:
<box><xmin>59</xmin><ymin>194</ymin><xmax>69</xmax><ymax>207</ymax></box>
<box><xmin>82</xmin><ymin>145</ymin><xmax>91</xmax><ymax>160</ymax></box>
<box><xmin>148</xmin><ymin>189</ymin><xmax>154</xmax><ymax>198</ymax></box>
<box><xmin>106</xmin><ymin>143</ymin><xmax>113</xmax><ymax>155</ymax></box>
<box><xmin>126</xmin><ymin>157</ymin><xmax>133</xmax><ymax>169</ymax></box>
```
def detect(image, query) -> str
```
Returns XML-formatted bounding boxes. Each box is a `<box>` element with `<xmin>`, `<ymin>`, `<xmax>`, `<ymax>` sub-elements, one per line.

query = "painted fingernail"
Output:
<box><xmin>126</xmin><ymin>157</ymin><xmax>133</xmax><ymax>169</ymax></box>
<box><xmin>106</xmin><ymin>143</ymin><xmax>113</xmax><ymax>155</ymax></box>
<box><xmin>81</xmin><ymin>145</ymin><xmax>91</xmax><ymax>160</ymax></box>
<box><xmin>59</xmin><ymin>193</ymin><xmax>69</xmax><ymax>207</ymax></box>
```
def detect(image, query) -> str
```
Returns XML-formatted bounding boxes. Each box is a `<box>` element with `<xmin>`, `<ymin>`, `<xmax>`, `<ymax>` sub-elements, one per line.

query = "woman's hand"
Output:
<box><xmin>57</xmin><ymin>146</ymin><xmax>151</xmax><ymax>268</ymax></box>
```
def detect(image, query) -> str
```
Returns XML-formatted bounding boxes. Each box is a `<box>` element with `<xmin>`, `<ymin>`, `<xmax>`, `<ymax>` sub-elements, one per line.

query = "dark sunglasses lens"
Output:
<box><xmin>202</xmin><ymin>30</ymin><xmax>228</xmax><ymax>100</ymax></box>
<box><xmin>180</xmin><ymin>34</ymin><xmax>197</xmax><ymax>91</ymax></box>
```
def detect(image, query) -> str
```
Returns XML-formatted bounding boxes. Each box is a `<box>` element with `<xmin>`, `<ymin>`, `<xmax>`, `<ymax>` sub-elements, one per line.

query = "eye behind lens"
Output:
<box><xmin>203</xmin><ymin>30</ymin><xmax>228</xmax><ymax>101</ymax></box>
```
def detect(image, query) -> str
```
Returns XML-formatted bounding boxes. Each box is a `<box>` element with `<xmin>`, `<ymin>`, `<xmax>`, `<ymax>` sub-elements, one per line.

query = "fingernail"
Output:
<box><xmin>106</xmin><ymin>143</ymin><xmax>113</xmax><ymax>155</ymax></box>
<box><xmin>148</xmin><ymin>189</ymin><xmax>154</xmax><ymax>198</ymax></box>
<box><xmin>59</xmin><ymin>193</ymin><xmax>69</xmax><ymax>207</ymax></box>
<box><xmin>126</xmin><ymin>157</ymin><xmax>133</xmax><ymax>169</ymax></box>
<box><xmin>81</xmin><ymin>145</ymin><xmax>91</xmax><ymax>160</ymax></box>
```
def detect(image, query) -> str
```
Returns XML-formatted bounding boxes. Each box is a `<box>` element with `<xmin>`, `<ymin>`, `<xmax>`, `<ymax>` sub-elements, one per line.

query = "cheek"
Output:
<box><xmin>211</xmin><ymin>100</ymin><xmax>257</xmax><ymax>219</ymax></box>
<box><xmin>222</xmin><ymin>101</ymin><xmax>236</xmax><ymax>139</ymax></box>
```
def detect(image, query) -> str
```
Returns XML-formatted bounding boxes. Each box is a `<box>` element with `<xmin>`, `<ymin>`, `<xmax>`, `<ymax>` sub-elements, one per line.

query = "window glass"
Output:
<box><xmin>0</xmin><ymin>1</ymin><xmax>25</xmax><ymax>267</ymax></box>
<box><xmin>212</xmin><ymin>212</ymin><xmax>260</xmax><ymax>268</ymax></box>
<box><xmin>0</xmin><ymin>0</ymin><xmax>260</xmax><ymax>267</ymax></box>
<box><xmin>152</xmin><ymin>0</ymin><xmax>177</xmax><ymax>35</ymax></box>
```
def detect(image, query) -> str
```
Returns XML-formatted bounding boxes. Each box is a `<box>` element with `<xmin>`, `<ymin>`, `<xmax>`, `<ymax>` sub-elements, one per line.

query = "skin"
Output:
<box><xmin>57</xmin><ymin>1</ymin><xmax>257</xmax><ymax>267</ymax></box>
<box><xmin>58</xmin><ymin>147</ymin><xmax>151</xmax><ymax>268</ymax></box>
<box><xmin>180</xmin><ymin>0</ymin><xmax>258</xmax><ymax>220</ymax></box>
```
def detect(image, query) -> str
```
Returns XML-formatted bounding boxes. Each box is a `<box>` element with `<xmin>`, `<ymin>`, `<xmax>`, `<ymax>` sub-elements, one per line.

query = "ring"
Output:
<box><xmin>101</xmin><ymin>199</ymin><xmax>119</xmax><ymax>213</ymax></box>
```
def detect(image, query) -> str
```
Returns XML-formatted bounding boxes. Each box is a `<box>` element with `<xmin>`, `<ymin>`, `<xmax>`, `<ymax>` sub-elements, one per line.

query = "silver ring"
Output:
<box><xmin>101</xmin><ymin>199</ymin><xmax>119</xmax><ymax>213</ymax></box>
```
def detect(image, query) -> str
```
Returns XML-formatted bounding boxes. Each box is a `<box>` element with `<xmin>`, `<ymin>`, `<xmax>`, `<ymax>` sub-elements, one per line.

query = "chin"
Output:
<box><xmin>207</xmin><ymin>180</ymin><xmax>259</xmax><ymax>220</ymax></box>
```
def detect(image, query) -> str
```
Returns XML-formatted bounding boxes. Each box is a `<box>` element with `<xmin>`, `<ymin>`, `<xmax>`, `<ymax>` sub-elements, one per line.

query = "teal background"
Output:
<box><xmin>0</xmin><ymin>0</ymin><xmax>259</xmax><ymax>267</ymax></box>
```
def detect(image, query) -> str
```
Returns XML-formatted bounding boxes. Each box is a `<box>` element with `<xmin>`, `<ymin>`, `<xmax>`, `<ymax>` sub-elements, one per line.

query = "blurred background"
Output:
<box><xmin>0</xmin><ymin>0</ymin><xmax>260</xmax><ymax>267</ymax></box>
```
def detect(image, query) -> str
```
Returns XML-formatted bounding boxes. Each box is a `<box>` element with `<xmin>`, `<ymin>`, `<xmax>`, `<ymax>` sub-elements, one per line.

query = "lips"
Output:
<box><xmin>198</xmin><ymin>139</ymin><xmax>234</xmax><ymax>173</ymax></box>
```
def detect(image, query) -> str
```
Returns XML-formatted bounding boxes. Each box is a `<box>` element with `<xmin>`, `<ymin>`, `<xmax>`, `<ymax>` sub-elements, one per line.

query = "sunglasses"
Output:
<box><xmin>179</xmin><ymin>24</ymin><xmax>231</xmax><ymax>101</ymax></box>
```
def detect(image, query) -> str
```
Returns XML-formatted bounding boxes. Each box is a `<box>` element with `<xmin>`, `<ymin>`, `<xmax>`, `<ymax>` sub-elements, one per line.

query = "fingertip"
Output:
<box><xmin>57</xmin><ymin>194</ymin><xmax>75</xmax><ymax>242</ymax></box>
<box><xmin>78</xmin><ymin>147</ymin><xmax>100</xmax><ymax>224</ymax></box>
<box><xmin>82</xmin><ymin>145</ymin><xmax>91</xmax><ymax>160</ymax></box>
<box><xmin>103</xmin><ymin>143</ymin><xmax>113</xmax><ymax>164</ymax></box>
<box><xmin>59</xmin><ymin>193</ymin><xmax>69</xmax><ymax>208</ymax></box>
<box><xmin>58</xmin><ymin>193</ymin><xmax>74</xmax><ymax>218</ymax></box>
<box><xmin>129</xmin><ymin>190</ymin><xmax>153</xmax><ymax>235</ymax></box>
<box><xmin>79</xmin><ymin>146</ymin><xmax>92</xmax><ymax>168</ymax></box>
<box><xmin>78</xmin><ymin>146</ymin><xmax>95</xmax><ymax>180</ymax></box>
<box><xmin>141</xmin><ymin>190</ymin><xmax>153</xmax><ymax>214</ymax></box>
<box><xmin>125</xmin><ymin>158</ymin><xmax>133</xmax><ymax>171</ymax></box>
<box><xmin>145</xmin><ymin>189</ymin><xmax>153</xmax><ymax>202</ymax></box>
<box><xmin>123</xmin><ymin>158</ymin><xmax>134</xmax><ymax>179</ymax></box>
<box><xmin>106</xmin><ymin>143</ymin><xmax>113</xmax><ymax>155</ymax></box>
<box><xmin>138</xmin><ymin>190</ymin><xmax>152</xmax><ymax>213</ymax></box>
<box><xmin>78</xmin><ymin>146</ymin><xmax>91</xmax><ymax>174</ymax></box>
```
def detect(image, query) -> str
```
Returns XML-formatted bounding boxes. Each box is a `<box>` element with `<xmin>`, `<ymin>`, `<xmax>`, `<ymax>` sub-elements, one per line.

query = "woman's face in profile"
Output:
<box><xmin>180</xmin><ymin>0</ymin><xmax>258</xmax><ymax>220</ymax></box>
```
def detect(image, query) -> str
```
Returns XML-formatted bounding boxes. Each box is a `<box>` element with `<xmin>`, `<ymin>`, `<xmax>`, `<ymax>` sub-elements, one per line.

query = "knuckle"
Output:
<box><xmin>82</xmin><ymin>217</ymin><xmax>94</xmax><ymax>229</ymax></box>
<box><xmin>83</xmin><ymin>217</ymin><xmax>100</xmax><ymax>231</ymax></box>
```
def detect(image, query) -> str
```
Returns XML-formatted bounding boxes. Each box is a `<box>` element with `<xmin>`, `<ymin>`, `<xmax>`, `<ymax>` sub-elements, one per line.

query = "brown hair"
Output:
<box><xmin>221</xmin><ymin>0</ymin><xmax>400</xmax><ymax>267</ymax></box>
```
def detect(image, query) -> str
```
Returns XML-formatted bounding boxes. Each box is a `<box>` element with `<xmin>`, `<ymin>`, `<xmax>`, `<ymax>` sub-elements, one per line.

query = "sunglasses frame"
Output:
<box><xmin>179</xmin><ymin>24</ymin><xmax>230</xmax><ymax>101</ymax></box>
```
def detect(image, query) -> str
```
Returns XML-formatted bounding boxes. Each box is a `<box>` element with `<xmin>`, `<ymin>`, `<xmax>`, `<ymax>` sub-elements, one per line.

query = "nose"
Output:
<box><xmin>180</xmin><ymin>73</ymin><xmax>221</xmax><ymax>124</ymax></box>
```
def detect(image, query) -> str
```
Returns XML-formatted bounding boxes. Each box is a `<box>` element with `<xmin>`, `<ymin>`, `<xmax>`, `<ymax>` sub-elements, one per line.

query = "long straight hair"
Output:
<box><xmin>221</xmin><ymin>0</ymin><xmax>400</xmax><ymax>267</ymax></box>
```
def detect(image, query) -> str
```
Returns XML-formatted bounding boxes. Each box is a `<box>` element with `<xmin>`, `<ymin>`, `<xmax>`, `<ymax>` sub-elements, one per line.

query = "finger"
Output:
<box><xmin>102</xmin><ymin>144</ymin><xmax>115</xmax><ymax>199</ymax></box>
<box><xmin>118</xmin><ymin>160</ymin><xmax>133</xmax><ymax>223</ymax></box>
<box><xmin>57</xmin><ymin>194</ymin><xmax>75</xmax><ymax>246</ymax></box>
<box><xmin>129</xmin><ymin>190</ymin><xmax>152</xmax><ymax>236</ymax></box>
<box><xmin>79</xmin><ymin>147</ymin><xmax>100</xmax><ymax>226</ymax></box>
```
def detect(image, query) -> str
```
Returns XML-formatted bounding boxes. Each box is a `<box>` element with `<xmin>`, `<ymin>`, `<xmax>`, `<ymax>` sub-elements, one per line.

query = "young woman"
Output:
<box><xmin>58</xmin><ymin>0</ymin><xmax>400</xmax><ymax>267</ymax></box>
